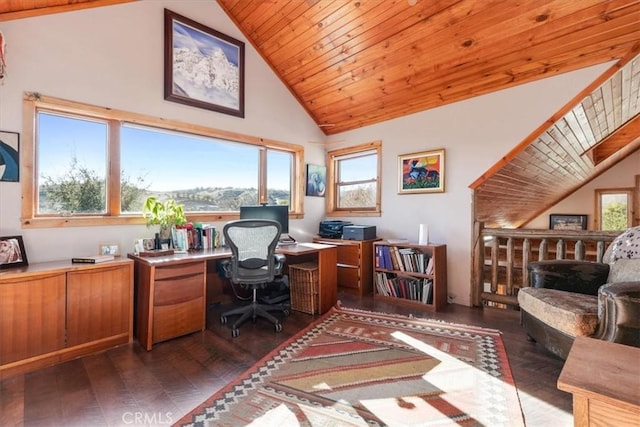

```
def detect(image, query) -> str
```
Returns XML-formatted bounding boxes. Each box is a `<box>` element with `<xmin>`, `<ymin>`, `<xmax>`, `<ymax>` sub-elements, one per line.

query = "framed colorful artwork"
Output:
<box><xmin>398</xmin><ymin>149</ymin><xmax>445</xmax><ymax>194</ymax></box>
<box><xmin>164</xmin><ymin>9</ymin><xmax>245</xmax><ymax>117</ymax></box>
<box><xmin>0</xmin><ymin>130</ymin><xmax>19</xmax><ymax>182</ymax></box>
<box><xmin>306</xmin><ymin>164</ymin><xmax>327</xmax><ymax>197</ymax></box>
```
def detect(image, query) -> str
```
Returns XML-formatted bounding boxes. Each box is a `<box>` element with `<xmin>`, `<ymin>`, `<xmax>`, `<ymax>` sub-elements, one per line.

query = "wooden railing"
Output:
<box><xmin>471</xmin><ymin>223</ymin><xmax>619</xmax><ymax>308</ymax></box>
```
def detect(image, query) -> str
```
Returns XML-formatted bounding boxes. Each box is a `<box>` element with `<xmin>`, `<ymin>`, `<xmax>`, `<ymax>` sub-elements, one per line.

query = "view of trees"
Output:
<box><xmin>338</xmin><ymin>184</ymin><xmax>376</xmax><ymax>208</ymax></box>
<box><xmin>602</xmin><ymin>202</ymin><xmax>628</xmax><ymax>231</ymax></box>
<box><xmin>39</xmin><ymin>158</ymin><xmax>290</xmax><ymax>214</ymax></box>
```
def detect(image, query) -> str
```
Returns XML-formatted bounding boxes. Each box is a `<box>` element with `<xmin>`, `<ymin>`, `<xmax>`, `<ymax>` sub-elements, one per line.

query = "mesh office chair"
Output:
<box><xmin>220</xmin><ymin>219</ymin><xmax>290</xmax><ymax>337</ymax></box>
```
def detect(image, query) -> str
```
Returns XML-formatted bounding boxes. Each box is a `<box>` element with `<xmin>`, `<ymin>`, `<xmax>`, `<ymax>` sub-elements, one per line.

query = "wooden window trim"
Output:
<box><xmin>21</xmin><ymin>93</ymin><xmax>304</xmax><ymax>228</ymax></box>
<box><xmin>326</xmin><ymin>140</ymin><xmax>381</xmax><ymax>217</ymax></box>
<box><xmin>594</xmin><ymin>187</ymin><xmax>634</xmax><ymax>231</ymax></box>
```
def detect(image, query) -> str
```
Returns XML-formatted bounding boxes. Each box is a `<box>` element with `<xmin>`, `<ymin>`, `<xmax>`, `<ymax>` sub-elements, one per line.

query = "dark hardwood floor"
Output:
<box><xmin>0</xmin><ymin>293</ymin><xmax>573</xmax><ymax>426</ymax></box>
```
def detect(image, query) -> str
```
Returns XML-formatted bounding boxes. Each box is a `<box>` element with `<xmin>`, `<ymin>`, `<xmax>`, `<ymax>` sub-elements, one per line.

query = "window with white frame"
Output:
<box><xmin>23</xmin><ymin>94</ymin><xmax>302</xmax><ymax>227</ymax></box>
<box><xmin>326</xmin><ymin>141</ymin><xmax>381</xmax><ymax>216</ymax></box>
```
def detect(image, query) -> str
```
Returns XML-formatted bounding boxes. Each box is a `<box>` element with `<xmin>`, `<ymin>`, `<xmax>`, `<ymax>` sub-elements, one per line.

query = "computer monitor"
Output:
<box><xmin>239</xmin><ymin>205</ymin><xmax>289</xmax><ymax>234</ymax></box>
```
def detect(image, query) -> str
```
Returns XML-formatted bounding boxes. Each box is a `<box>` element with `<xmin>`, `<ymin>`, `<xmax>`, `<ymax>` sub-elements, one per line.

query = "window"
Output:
<box><xmin>22</xmin><ymin>94</ymin><xmax>303</xmax><ymax>228</ymax></box>
<box><xmin>326</xmin><ymin>141</ymin><xmax>381</xmax><ymax>216</ymax></box>
<box><xmin>595</xmin><ymin>188</ymin><xmax>633</xmax><ymax>231</ymax></box>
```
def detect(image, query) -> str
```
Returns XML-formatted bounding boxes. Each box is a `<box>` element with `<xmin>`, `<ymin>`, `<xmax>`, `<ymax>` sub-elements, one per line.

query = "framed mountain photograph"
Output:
<box><xmin>164</xmin><ymin>9</ymin><xmax>245</xmax><ymax>117</ymax></box>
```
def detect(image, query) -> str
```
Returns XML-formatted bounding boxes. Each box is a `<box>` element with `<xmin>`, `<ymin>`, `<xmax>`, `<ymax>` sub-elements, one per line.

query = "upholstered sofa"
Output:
<box><xmin>517</xmin><ymin>226</ymin><xmax>640</xmax><ymax>359</ymax></box>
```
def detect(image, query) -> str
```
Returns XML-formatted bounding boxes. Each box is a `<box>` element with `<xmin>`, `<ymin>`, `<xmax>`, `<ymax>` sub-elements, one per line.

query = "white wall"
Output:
<box><xmin>0</xmin><ymin>1</ymin><xmax>622</xmax><ymax>306</ymax></box>
<box><xmin>0</xmin><ymin>1</ymin><xmax>326</xmax><ymax>262</ymax></box>
<box><xmin>526</xmin><ymin>150</ymin><xmax>640</xmax><ymax>229</ymax></box>
<box><xmin>327</xmin><ymin>64</ymin><xmax>613</xmax><ymax>306</ymax></box>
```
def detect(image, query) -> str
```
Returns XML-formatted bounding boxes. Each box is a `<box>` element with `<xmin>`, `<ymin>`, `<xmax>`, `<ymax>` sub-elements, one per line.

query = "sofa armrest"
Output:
<box><xmin>527</xmin><ymin>260</ymin><xmax>610</xmax><ymax>295</ymax></box>
<box><xmin>593</xmin><ymin>281</ymin><xmax>640</xmax><ymax>347</ymax></box>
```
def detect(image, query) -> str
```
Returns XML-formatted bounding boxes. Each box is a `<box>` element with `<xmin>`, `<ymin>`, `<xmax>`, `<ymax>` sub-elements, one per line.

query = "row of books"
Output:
<box><xmin>375</xmin><ymin>245</ymin><xmax>434</xmax><ymax>274</ymax></box>
<box><xmin>375</xmin><ymin>272</ymin><xmax>433</xmax><ymax>304</ymax></box>
<box><xmin>171</xmin><ymin>223</ymin><xmax>221</xmax><ymax>252</ymax></box>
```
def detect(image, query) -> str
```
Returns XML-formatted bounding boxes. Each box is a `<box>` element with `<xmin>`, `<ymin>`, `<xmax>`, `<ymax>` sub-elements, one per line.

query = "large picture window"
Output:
<box><xmin>326</xmin><ymin>141</ymin><xmax>381</xmax><ymax>216</ymax></box>
<box><xmin>22</xmin><ymin>94</ymin><xmax>302</xmax><ymax>228</ymax></box>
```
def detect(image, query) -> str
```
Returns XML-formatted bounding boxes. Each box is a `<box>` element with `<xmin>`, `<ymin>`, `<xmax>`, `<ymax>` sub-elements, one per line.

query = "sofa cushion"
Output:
<box><xmin>605</xmin><ymin>225</ymin><xmax>640</xmax><ymax>264</ymax></box>
<box><xmin>608</xmin><ymin>259</ymin><xmax>640</xmax><ymax>283</ymax></box>
<box><xmin>518</xmin><ymin>287</ymin><xmax>598</xmax><ymax>337</ymax></box>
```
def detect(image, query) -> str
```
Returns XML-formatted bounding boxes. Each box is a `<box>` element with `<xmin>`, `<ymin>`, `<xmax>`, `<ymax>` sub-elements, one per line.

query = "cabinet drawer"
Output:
<box><xmin>337</xmin><ymin>266</ymin><xmax>360</xmax><ymax>289</ymax></box>
<box><xmin>153</xmin><ymin>298</ymin><xmax>204</xmax><ymax>343</ymax></box>
<box><xmin>336</xmin><ymin>244</ymin><xmax>360</xmax><ymax>266</ymax></box>
<box><xmin>154</xmin><ymin>273</ymin><xmax>204</xmax><ymax>306</ymax></box>
<box><xmin>154</xmin><ymin>262</ymin><xmax>205</xmax><ymax>280</ymax></box>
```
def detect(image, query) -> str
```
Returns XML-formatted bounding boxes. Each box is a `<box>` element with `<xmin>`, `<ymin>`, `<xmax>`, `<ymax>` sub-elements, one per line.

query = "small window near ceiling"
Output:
<box><xmin>595</xmin><ymin>188</ymin><xmax>633</xmax><ymax>231</ymax></box>
<box><xmin>326</xmin><ymin>141</ymin><xmax>381</xmax><ymax>216</ymax></box>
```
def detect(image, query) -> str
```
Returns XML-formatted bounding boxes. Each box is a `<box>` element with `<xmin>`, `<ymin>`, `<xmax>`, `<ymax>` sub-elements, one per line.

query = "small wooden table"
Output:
<box><xmin>558</xmin><ymin>336</ymin><xmax>640</xmax><ymax>426</ymax></box>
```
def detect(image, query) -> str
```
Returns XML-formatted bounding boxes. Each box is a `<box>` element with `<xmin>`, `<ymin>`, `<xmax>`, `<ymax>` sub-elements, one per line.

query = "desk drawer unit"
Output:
<box><xmin>152</xmin><ymin>261</ymin><xmax>206</xmax><ymax>344</ymax></box>
<box><xmin>313</xmin><ymin>237</ymin><xmax>377</xmax><ymax>295</ymax></box>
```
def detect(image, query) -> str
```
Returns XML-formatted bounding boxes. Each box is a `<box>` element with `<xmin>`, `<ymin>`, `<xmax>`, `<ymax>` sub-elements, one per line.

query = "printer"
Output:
<box><xmin>343</xmin><ymin>225</ymin><xmax>377</xmax><ymax>241</ymax></box>
<box><xmin>318</xmin><ymin>220</ymin><xmax>352</xmax><ymax>239</ymax></box>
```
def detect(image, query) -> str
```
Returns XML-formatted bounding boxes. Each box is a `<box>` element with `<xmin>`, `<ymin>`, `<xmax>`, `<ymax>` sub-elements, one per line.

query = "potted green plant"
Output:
<box><xmin>142</xmin><ymin>196</ymin><xmax>188</xmax><ymax>243</ymax></box>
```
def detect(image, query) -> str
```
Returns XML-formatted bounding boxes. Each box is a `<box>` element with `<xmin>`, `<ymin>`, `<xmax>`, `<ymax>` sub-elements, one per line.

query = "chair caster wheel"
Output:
<box><xmin>275</xmin><ymin>323</ymin><xmax>283</xmax><ymax>332</ymax></box>
<box><xmin>221</xmin><ymin>316</ymin><xmax>228</xmax><ymax>325</ymax></box>
<box><xmin>232</xmin><ymin>328</ymin><xmax>239</xmax><ymax>338</ymax></box>
<box><xmin>283</xmin><ymin>309</ymin><xmax>290</xmax><ymax>316</ymax></box>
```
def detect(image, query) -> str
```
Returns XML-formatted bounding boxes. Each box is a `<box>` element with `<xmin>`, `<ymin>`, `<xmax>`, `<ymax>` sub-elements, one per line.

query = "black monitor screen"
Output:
<box><xmin>239</xmin><ymin>205</ymin><xmax>289</xmax><ymax>234</ymax></box>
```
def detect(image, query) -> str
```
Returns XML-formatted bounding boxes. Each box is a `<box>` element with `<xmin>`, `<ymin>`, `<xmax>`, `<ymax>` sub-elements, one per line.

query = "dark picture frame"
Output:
<box><xmin>398</xmin><ymin>149</ymin><xmax>445</xmax><ymax>194</ymax></box>
<box><xmin>0</xmin><ymin>235</ymin><xmax>28</xmax><ymax>269</ymax></box>
<box><xmin>164</xmin><ymin>9</ymin><xmax>245</xmax><ymax>117</ymax></box>
<box><xmin>306</xmin><ymin>164</ymin><xmax>327</xmax><ymax>197</ymax></box>
<box><xmin>0</xmin><ymin>130</ymin><xmax>19</xmax><ymax>182</ymax></box>
<box><xmin>549</xmin><ymin>214</ymin><xmax>588</xmax><ymax>231</ymax></box>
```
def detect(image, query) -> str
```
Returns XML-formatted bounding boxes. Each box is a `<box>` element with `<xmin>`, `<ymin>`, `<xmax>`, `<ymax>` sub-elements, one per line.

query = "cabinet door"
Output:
<box><xmin>0</xmin><ymin>273</ymin><xmax>66</xmax><ymax>364</ymax></box>
<box><xmin>66</xmin><ymin>264</ymin><xmax>132</xmax><ymax>347</ymax></box>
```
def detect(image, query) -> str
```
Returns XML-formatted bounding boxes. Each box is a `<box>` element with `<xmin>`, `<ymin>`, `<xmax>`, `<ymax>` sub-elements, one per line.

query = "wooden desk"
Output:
<box><xmin>558</xmin><ymin>336</ymin><xmax>640</xmax><ymax>427</ymax></box>
<box><xmin>277</xmin><ymin>243</ymin><xmax>338</xmax><ymax>314</ymax></box>
<box><xmin>128</xmin><ymin>243</ymin><xmax>337</xmax><ymax>350</ymax></box>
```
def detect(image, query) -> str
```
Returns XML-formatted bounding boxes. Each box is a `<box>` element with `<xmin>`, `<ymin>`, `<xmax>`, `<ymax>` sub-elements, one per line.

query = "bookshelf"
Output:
<box><xmin>373</xmin><ymin>241</ymin><xmax>447</xmax><ymax>311</ymax></box>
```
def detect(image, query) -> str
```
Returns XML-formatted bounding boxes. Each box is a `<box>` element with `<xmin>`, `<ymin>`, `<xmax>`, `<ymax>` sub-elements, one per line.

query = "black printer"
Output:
<box><xmin>318</xmin><ymin>220</ymin><xmax>352</xmax><ymax>239</ymax></box>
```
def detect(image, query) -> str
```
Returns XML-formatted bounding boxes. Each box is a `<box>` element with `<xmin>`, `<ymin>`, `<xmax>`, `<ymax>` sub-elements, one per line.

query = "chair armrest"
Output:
<box><xmin>527</xmin><ymin>260</ymin><xmax>610</xmax><ymax>295</ymax></box>
<box><xmin>274</xmin><ymin>253</ymin><xmax>286</xmax><ymax>275</ymax></box>
<box><xmin>594</xmin><ymin>281</ymin><xmax>640</xmax><ymax>347</ymax></box>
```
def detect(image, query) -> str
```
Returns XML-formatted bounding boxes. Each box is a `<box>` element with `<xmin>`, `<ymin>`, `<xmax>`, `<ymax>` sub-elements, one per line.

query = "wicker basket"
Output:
<box><xmin>288</xmin><ymin>262</ymin><xmax>319</xmax><ymax>314</ymax></box>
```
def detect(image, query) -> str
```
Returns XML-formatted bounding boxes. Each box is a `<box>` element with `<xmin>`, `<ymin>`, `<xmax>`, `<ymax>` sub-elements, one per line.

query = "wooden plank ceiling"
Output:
<box><xmin>2</xmin><ymin>0</ymin><xmax>639</xmax><ymax>229</ymax></box>
<box><xmin>218</xmin><ymin>0</ymin><xmax>640</xmax><ymax>135</ymax></box>
<box><xmin>471</xmin><ymin>51</ymin><xmax>640</xmax><ymax>228</ymax></box>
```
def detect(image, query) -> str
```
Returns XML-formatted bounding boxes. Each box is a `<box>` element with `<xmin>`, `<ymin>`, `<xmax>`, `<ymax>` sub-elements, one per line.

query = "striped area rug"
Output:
<box><xmin>177</xmin><ymin>305</ymin><xmax>524</xmax><ymax>426</ymax></box>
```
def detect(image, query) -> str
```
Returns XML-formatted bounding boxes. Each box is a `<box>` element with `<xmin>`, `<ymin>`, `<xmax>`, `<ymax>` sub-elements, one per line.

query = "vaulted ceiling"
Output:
<box><xmin>2</xmin><ymin>0</ymin><xmax>639</xmax><ymax>228</ymax></box>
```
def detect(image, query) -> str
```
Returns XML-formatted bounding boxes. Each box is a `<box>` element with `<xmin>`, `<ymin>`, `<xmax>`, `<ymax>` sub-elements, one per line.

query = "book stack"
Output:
<box><xmin>72</xmin><ymin>254</ymin><xmax>114</xmax><ymax>264</ymax></box>
<box><xmin>374</xmin><ymin>272</ymin><xmax>434</xmax><ymax>304</ymax></box>
<box><xmin>375</xmin><ymin>245</ymin><xmax>431</xmax><ymax>273</ymax></box>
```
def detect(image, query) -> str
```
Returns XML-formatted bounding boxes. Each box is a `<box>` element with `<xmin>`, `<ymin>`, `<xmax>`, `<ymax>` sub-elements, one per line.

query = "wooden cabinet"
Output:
<box><xmin>66</xmin><ymin>264</ymin><xmax>133</xmax><ymax>347</ymax></box>
<box><xmin>373</xmin><ymin>241</ymin><xmax>447</xmax><ymax>311</ymax></box>
<box><xmin>0</xmin><ymin>272</ymin><xmax>66</xmax><ymax>365</ymax></box>
<box><xmin>0</xmin><ymin>259</ymin><xmax>133</xmax><ymax>379</ymax></box>
<box><xmin>313</xmin><ymin>237</ymin><xmax>378</xmax><ymax>296</ymax></box>
<box><xmin>130</xmin><ymin>257</ymin><xmax>206</xmax><ymax>350</ymax></box>
<box><xmin>558</xmin><ymin>336</ymin><xmax>640</xmax><ymax>427</ymax></box>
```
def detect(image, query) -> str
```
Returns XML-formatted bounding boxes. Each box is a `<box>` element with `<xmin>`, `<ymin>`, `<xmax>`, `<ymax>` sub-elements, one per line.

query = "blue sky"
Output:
<box><xmin>38</xmin><ymin>113</ymin><xmax>291</xmax><ymax>192</ymax></box>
